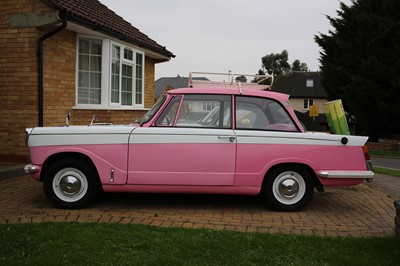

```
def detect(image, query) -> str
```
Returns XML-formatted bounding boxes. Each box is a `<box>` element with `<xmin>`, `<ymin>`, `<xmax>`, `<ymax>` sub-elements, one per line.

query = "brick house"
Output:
<box><xmin>0</xmin><ymin>0</ymin><xmax>174</xmax><ymax>163</ymax></box>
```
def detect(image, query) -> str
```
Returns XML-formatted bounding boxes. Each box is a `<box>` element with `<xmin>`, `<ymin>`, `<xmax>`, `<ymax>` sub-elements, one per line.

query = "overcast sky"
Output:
<box><xmin>100</xmin><ymin>0</ymin><xmax>352</xmax><ymax>80</ymax></box>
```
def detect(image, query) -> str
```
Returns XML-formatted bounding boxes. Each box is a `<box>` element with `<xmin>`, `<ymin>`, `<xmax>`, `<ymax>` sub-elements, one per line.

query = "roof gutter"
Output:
<box><xmin>37</xmin><ymin>14</ymin><xmax>67</xmax><ymax>127</ymax></box>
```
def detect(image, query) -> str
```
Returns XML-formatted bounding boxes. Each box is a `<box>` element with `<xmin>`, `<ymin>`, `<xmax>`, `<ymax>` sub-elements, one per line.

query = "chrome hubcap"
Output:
<box><xmin>279</xmin><ymin>178</ymin><xmax>299</xmax><ymax>199</ymax></box>
<box><xmin>273</xmin><ymin>171</ymin><xmax>306</xmax><ymax>205</ymax></box>
<box><xmin>53</xmin><ymin>168</ymin><xmax>88</xmax><ymax>202</ymax></box>
<box><xmin>59</xmin><ymin>175</ymin><xmax>81</xmax><ymax>196</ymax></box>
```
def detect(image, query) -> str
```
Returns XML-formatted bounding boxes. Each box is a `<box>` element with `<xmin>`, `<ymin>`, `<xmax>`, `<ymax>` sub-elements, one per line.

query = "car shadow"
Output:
<box><xmin>92</xmin><ymin>192</ymin><xmax>266</xmax><ymax>211</ymax></box>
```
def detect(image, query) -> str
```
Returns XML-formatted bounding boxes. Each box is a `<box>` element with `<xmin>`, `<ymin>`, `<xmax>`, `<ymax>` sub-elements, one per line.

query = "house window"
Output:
<box><xmin>304</xmin><ymin>99</ymin><xmax>314</xmax><ymax>109</ymax></box>
<box><xmin>110</xmin><ymin>43</ymin><xmax>143</xmax><ymax>107</ymax></box>
<box><xmin>77</xmin><ymin>38</ymin><xmax>102</xmax><ymax>104</ymax></box>
<box><xmin>76</xmin><ymin>36</ymin><xmax>144</xmax><ymax>109</ymax></box>
<box><xmin>306</xmin><ymin>79</ymin><xmax>314</xmax><ymax>87</ymax></box>
<box><xmin>202</xmin><ymin>101</ymin><xmax>218</xmax><ymax>111</ymax></box>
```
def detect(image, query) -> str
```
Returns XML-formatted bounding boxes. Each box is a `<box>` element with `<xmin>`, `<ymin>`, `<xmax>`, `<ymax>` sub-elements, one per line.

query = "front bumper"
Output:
<box><xmin>24</xmin><ymin>164</ymin><xmax>40</xmax><ymax>174</ymax></box>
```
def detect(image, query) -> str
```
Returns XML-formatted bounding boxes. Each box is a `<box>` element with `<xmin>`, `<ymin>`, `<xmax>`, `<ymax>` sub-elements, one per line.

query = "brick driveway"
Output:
<box><xmin>0</xmin><ymin>175</ymin><xmax>395</xmax><ymax>237</ymax></box>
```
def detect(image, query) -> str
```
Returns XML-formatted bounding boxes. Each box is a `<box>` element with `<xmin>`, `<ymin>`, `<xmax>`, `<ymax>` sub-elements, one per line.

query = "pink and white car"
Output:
<box><xmin>24</xmin><ymin>77</ymin><xmax>374</xmax><ymax>211</ymax></box>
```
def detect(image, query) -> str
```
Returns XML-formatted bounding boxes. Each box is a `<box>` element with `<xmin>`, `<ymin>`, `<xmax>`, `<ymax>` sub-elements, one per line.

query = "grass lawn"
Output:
<box><xmin>370</xmin><ymin>149</ymin><xmax>400</xmax><ymax>177</ymax></box>
<box><xmin>1</xmin><ymin>223</ymin><xmax>399</xmax><ymax>265</ymax></box>
<box><xmin>373</xmin><ymin>166</ymin><xmax>400</xmax><ymax>177</ymax></box>
<box><xmin>369</xmin><ymin>150</ymin><xmax>400</xmax><ymax>158</ymax></box>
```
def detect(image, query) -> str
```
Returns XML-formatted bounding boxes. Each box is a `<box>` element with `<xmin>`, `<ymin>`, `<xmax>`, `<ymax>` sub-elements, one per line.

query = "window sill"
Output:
<box><xmin>73</xmin><ymin>105</ymin><xmax>149</xmax><ymax>111</ymax></box>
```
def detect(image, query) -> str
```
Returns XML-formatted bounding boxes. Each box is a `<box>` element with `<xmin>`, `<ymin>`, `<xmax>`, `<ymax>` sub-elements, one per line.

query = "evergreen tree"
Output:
<box><xmin>315</xmin><ymin>0</ymin><xmax>400</xmax><ymax>139</ymax></box>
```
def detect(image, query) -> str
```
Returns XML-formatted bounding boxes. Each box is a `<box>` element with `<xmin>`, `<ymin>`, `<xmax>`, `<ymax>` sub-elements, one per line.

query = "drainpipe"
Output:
<box><xmin>37</xmin><ymin>16</ymin><xmax>67</xmax><ymax>127</ymax></box>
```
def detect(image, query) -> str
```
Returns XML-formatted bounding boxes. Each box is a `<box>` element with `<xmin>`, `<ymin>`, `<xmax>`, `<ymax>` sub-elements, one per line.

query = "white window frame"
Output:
<box><xmin>76</xmin><ymin>36</ymin><xmax>103</xmax><ymax>107</ymax></box>
<box><xmin>306</xmin><ymin>79</ymin><xmax>314</xmax><ymax>87</ymax></box>
<box><xmin>75</xmin><ymin>35</ymin><xmax>145</xmax><ymax>110</ymax></box>
<box><xmin>202</xmin><ymin>101</ymin><xmax>218</xmax><ymax>111</ymax></box>
<box><xmin>304</xmin><ymin>99</ymin><xmax>314</xmax><ymax>110</ymax></box>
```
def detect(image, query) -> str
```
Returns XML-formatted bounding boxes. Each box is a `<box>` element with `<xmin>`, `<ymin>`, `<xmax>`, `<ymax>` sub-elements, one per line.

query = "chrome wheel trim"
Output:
<box><xmin>272</xmin><ymin>171</ymin><xmax>306</xmax><ymax>205</ymax></box>
<box><xmin>52</xmin><ymin>168</ymin><xmax>88</xmax><ymax>203</ymax></box>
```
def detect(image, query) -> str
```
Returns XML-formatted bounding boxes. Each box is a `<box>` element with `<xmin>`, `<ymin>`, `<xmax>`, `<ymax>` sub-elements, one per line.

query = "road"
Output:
<box><xmin>371</xmin><ymin>157</ymin><xmax>400</xmax><ymax>170</ymax></box>
<box><xmin>369</xmin><ymin>157</ymin><xmax>400</xmax><ymax>200</ymax></box>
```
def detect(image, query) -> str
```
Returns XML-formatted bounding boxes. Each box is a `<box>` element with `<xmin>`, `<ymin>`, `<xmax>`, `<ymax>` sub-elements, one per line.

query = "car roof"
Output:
<box><xmin>167</xmin><ymin>87</ymin><xmax>290</xmax><ymax>103</ymax></box>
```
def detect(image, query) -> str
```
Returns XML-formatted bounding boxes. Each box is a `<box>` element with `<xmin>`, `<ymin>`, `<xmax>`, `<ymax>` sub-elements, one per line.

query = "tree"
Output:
<box><xmin>235</xmin><ymin>75</ymin><xmax>247</xmax><ymax>83</ymax></box>
<box><xmin>257</xmin><ymin>50</ymin><xmax>308</xmax><ymax>82</ymax></box>
<box><xmin>315</xmin><ymin>0</ymin><xmax>400</xmax><ymax>140</ymax></box>
<box><xmin>292</xmin><ymin>60</ymin><xmax>309</xmax><ymax>72</ymax></box>
<box><xmin>261</xmin><ymin>50</ymin><xmax>291</xmax><ymax>77</ymax></box>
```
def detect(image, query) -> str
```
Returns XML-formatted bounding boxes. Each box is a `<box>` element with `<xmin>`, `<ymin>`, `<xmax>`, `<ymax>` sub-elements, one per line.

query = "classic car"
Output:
<box><xmin>24</xmin><ymin>73</ymin><xmax>374</xmax><ymax>211</ymax></box>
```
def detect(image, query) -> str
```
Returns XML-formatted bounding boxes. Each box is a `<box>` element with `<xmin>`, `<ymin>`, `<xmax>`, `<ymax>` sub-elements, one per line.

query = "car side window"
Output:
<box><xmin>235</xmin><ymin>96</ymin><xmax>298</xmax><ymax>132</ymax></box>
<box><xmin>175</xmin><ymin>94</ymin><xmax>232</xmax><ymax>128</ymax></box>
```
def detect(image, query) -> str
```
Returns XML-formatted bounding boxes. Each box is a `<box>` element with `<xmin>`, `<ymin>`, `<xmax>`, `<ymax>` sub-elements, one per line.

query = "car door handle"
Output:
<box><xmin>218</xmin><ymin>136</ymin><xmax>236</xmax><ymax>142</ymax></box>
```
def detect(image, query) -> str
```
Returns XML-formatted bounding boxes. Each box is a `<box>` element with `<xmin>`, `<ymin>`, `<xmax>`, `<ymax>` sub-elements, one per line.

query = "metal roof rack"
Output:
<box><xmin>188</xmin><ymin>71</ymin><xmax>274</xmax><ymax>92</ymax></box>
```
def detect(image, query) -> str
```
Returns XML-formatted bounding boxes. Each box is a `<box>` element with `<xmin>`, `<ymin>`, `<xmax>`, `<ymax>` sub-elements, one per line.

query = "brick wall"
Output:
<box><xmin>144</xmin><ymin>57</ymin><xmax>155</xmax><ymax>107</ymax></box>
<box><xmin>69</xmin><ymin>110</ymin><xmax>148</xmax><ymax>126</ymax></box>
<box><xmin>0</xmin><ymin>0</ymin><xmax>160</xmax><ymax>163</ymax></box>
<box><xmin>366</xmin><ymin>142</ymin><xmax>399</xmax><ymax>151</ymax></box>
<box><xmin>42</xmin><ymin>28</ymin><xmax>76</xmax><ymax>127</ymax></box>
<box><xmin>0</xmin><ymin>0</ymin><xmax>54</xmax><ymax>162</ymax></box>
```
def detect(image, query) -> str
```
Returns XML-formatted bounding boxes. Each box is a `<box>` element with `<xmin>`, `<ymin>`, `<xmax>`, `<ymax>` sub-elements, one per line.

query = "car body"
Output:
<box><xmin>25</xmin><ymin>85</ymin><xmax>374</xmax><ymax>211</ymax></box>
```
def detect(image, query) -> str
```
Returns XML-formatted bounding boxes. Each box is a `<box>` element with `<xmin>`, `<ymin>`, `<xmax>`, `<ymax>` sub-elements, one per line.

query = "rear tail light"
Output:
<box><xmin>362</xmin><ymin>145</ymin><xmax>370</xmax><ymax>160</ymax></box>
<box><xmin>362</xmin><ymin>145</ymin><xmax>373</xmax><ymax>171</ymax></box>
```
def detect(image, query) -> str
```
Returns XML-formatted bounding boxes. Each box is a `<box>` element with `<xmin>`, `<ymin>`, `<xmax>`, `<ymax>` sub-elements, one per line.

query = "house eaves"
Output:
<box><xmin>43</xmin><ymin>0</ymin><xmax>175</xmax><ymax>62</ymax></box>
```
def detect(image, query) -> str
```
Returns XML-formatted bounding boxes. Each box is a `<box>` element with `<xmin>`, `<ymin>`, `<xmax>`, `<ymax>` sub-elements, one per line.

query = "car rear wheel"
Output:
<box><xmin>43</xmin><ymin>158</ymin><xmax>98</xmax><ymax>209</ymax></box>
<box><xmin>263</xmin><ymin>165</ymin><xmax>314</xmax><ymax>212</ymax></box>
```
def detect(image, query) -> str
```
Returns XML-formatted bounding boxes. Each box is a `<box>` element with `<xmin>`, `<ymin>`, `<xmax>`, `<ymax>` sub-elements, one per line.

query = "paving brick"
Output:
<box><xmin>0</xmin><ymin>175</ymin><xmax>396</xmax><ymax>237</ymax></box>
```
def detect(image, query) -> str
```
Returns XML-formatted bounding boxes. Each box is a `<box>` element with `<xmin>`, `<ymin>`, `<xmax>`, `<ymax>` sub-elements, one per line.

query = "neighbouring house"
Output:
<box><xmin>272</xmin><ymin>72</ymin><xmax>329</xmax><ymax>131</ymax></box>
<box><xmin>0</xmin><ymin>0</ymin><xmax>174</xmax><ymax>163</ymax></box>
<box><xmin>155</xmin><ymin>76</ymin><xmax>209</xmax><ymax>99</ymax></box>
<box><xmin>272</xmin><ymin>72</ymin><xmax>327</xmax><ymax>114</ymax></box>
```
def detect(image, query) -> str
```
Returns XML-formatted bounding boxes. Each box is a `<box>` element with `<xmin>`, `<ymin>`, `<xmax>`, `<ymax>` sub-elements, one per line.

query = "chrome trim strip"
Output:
<box><xmin>318</xmin><ymin>170</ymin><xmax>374</xmax><ymax>179</ymax></box>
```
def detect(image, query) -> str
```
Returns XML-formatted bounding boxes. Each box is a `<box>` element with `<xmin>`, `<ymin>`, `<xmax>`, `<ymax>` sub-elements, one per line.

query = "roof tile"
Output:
<box><xmin>44</xmin><ymin>0</ymin><xmax>174</xmax><ymax>58</ymax></box>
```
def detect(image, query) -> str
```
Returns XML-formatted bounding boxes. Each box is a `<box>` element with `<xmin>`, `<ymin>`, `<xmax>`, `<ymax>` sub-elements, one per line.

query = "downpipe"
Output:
<box><xmin>37</xmin><ymin>15</ymin><xmax>67</xmax><ymax>127</ymax></box>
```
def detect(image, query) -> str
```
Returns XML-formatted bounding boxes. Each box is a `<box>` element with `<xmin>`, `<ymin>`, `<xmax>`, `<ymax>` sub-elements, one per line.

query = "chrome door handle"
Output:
<box><xmin>218</xmin><ymin>136</ymin><xmax>236</xmax><ymax>142</ymax></box>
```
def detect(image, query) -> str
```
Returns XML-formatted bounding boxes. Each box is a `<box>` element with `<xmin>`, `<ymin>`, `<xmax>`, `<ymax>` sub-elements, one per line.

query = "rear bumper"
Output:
<box><xmin>318</xmin><ymin>170</ymin><xmax>374</xmax><ymax>179</ymax></box>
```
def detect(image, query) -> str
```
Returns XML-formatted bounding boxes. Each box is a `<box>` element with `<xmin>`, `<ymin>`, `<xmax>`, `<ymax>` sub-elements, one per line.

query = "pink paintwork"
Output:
<box><xmin>25</xmin><ymin>86</ymin><xmax>374</xmax><ymax>210</ymax></box>
<box><xmin>29</xmin><ymin>144</ymin><xmax>129</xmax><ymax>185</ymax></box>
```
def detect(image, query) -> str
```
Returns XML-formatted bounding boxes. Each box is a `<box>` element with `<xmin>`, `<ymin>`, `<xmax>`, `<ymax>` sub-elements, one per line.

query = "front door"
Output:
<box><xmin>127</xmin><ymin>94</ymin><xmax>236</xmax><ymax>186</ymax></box>
<box><xmin>128</xmin><ymin>127</ymin><xmax>236</xmax><ymax>185</ymax></box>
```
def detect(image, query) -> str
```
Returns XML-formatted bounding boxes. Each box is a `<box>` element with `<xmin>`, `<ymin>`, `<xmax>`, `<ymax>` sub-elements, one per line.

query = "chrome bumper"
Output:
<box><xmin>318</xmin><ymin>170</ymin><xmax>374</xmax><ymax>179</ymax></box>
<box><xmin>24</xmin><ymin>164</ymin><xmax>40</xmax><ymax>174</ymax></box>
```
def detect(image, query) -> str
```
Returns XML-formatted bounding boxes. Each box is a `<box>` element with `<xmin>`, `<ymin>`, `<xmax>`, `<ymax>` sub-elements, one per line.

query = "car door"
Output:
<box><xmin>127</xmin><ymin>94</ymin><xmax>236</xmax><ymax>186</ymax></box>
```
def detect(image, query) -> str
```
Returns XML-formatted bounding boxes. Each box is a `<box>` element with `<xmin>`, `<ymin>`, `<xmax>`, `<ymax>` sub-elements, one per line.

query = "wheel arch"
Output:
<box><xmin>40</xmin><ymin>152</ymin><xmax>99</xmax><ymax>184</ymax></box>
<box><xmin>262</xmin><ymin>162</ymin><xmax>322</xmax><ymax>191</ymax></box>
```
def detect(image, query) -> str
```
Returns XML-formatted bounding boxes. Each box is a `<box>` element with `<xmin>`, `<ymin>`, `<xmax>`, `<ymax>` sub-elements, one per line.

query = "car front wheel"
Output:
<box><xmin>43</xmin><ymin>158</ymin><xmax>98</xmax><ymax>209</ymax></box>
<box><xmin>263</xmin><ymin>165</ymin><xmax>314</xmax><ymax>212</ymax></box>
